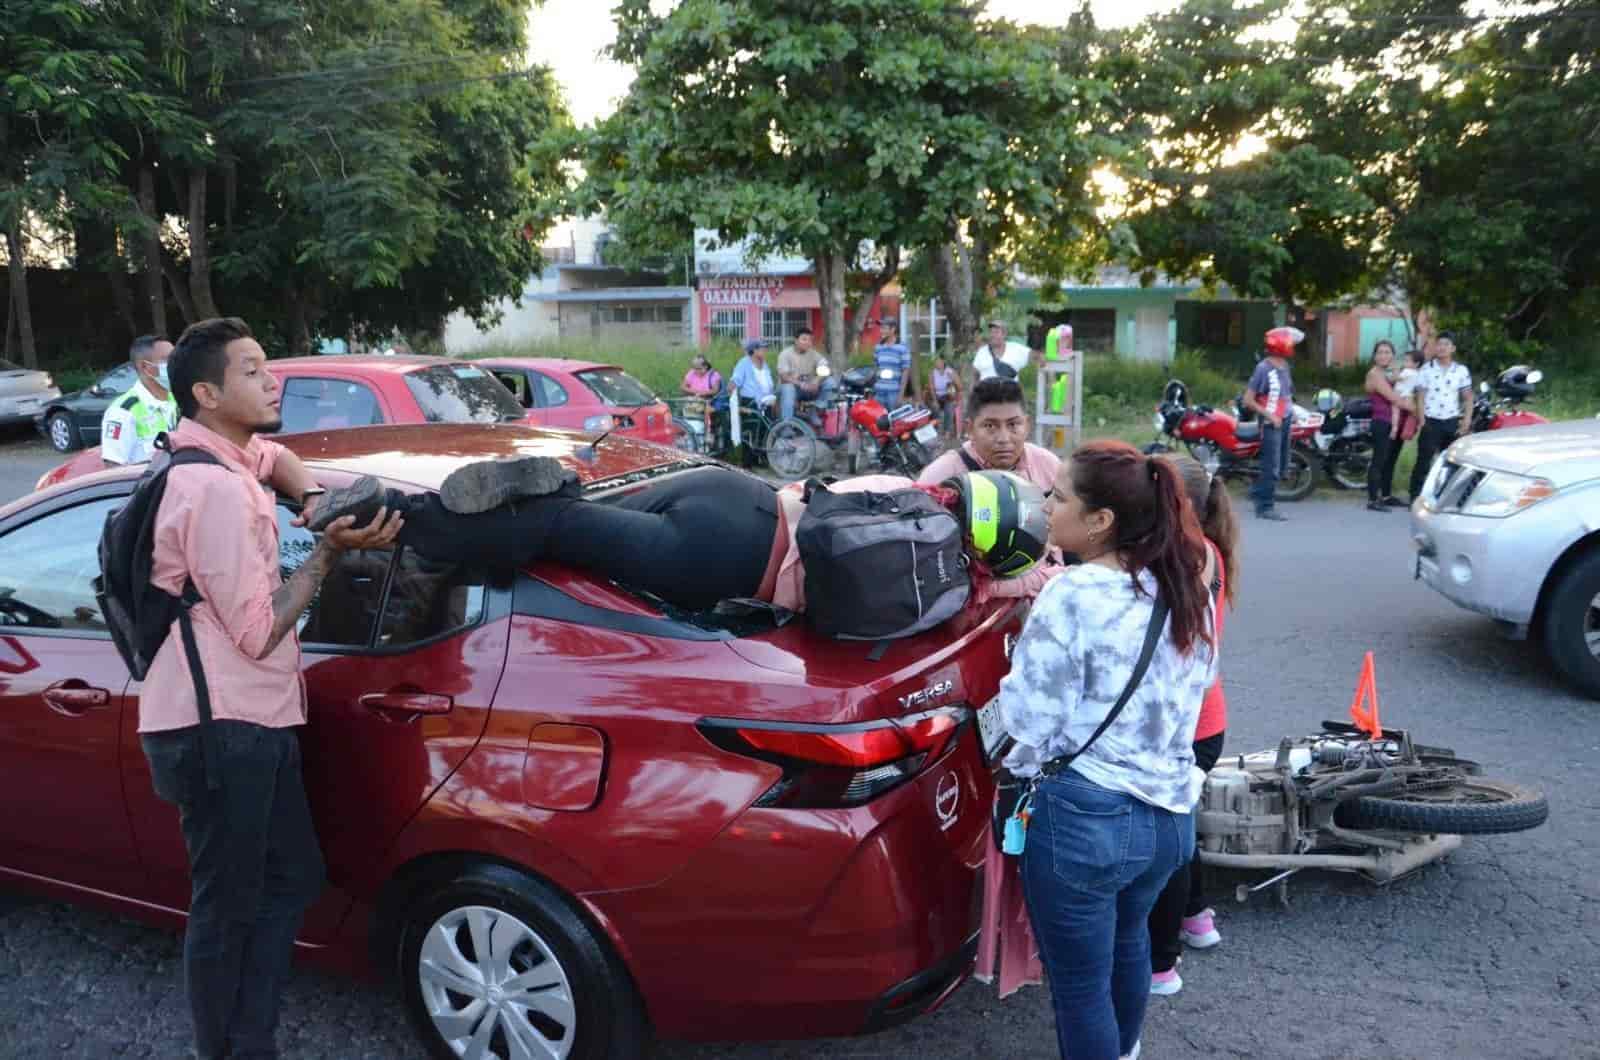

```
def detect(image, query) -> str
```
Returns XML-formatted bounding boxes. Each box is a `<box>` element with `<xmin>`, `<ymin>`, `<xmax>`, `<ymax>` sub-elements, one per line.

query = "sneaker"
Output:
<box><xmin>1150</xmin><ymin>968</ymin><xmax>1183</xmax><ymax>996</ymax></box>
<box><xmin>1121</xmin><ymin>1040</ymin><xmax>1142</xmax><ymax>1060</ymax></box>
<box><xmin>438</xmin><ymin>456</ymin><xmax>574</xmax><ymax>515</ymax></box>
<box><xmin>1181</xmin><ymin>908</ymin><xmax>1222</xmax><ymax>949</ymax></box>
<box><xmin>306</xmin><ymin>476</ymin><xmax>386</xmax><ymax>533</ymax></box>
<box><xmin>1383</xmin><ymin>496</ymin><xmax>1408</xmax><ymax>508</ymax></box>
<box><xmin>1255</xmin><ymin>508</ymin><xmax>1288</xmax><ymax>522</ymax></box>
<box><xmin>1366</xmin><ymin>500</ymin><xmax>1389</xmax><ymax>512</ymax></box>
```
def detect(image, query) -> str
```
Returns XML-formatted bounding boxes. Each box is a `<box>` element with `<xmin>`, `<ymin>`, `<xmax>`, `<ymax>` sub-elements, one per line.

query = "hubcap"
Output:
<box><xmin>1585</xmin><ymin>591</ymin><xmax>1600</xmax><ymax>662</ymax></box>
<box><xmin>49</xmin><ymin>416</ymin><xmax>71</xmax><ymax>449</ymax></box>
<box><xmin>418</xmin><ymin>905</ymin><xmax>578</xmax><ymax>1060</ymax></box>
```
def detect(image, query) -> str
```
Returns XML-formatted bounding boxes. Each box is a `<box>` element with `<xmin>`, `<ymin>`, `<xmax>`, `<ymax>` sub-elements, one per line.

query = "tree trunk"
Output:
<box><xmin>160</xmin><ymin>254</ymin><xmax>199</xmax><ymax>326</ymax></box>
<box><xmin>137</xmin><ymin>168</ymin><xmax>167</xmax><ymax>335</ymax></box>
<box><xmin>186</xmin><ymin>167</ymin><xmax>219</xmax><ymax>319</ymax></box>
<box><xmin>933</xmin><ymin>241</ymin><xmax>979</xmax><ymax>379</ymax></box>
<box><xmin>813</xmin><ymin>250</ymin><xmax>849</xmax><ymax>361</ymax></box>
<box><xmin>284</xmin><ymin>288</ymin><xmax>313</xmax><ymax>355</ymax></box>
<box><xmin>78</xmin><ymin>218</ymin><xmax>138</xmax><ymax>341</ymax></box>
<box><xmin>5</xmin><ymin>218</ymin><xmax>38</xmax><ymax>369</ymax></box>
<box><xmin>844</xmin><ymin>245</ymin><xmax>900</xmax><ymax>361</ymax></box>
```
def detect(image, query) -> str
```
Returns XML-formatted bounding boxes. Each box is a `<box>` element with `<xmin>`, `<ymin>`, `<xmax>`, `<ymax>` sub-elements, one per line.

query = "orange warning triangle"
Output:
<box><xmin>1349</xmin><ymin>651</ymin><xmax>1382</xmax><ymax>739</ymax></box>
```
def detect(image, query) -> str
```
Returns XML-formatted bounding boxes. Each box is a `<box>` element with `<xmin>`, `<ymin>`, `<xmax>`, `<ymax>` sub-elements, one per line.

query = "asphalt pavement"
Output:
<box><xmin>0</xmin><ymin>437</ymin><xmax>1596</xmax><ymax>1060</ymax></box>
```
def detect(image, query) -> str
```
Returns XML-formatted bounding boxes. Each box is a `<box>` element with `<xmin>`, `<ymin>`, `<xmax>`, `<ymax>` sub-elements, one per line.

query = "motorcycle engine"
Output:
<box><xmin>1197</xmin><ymin>767</ymin><xmax>1289</xmax><ymax>855</ymax></box>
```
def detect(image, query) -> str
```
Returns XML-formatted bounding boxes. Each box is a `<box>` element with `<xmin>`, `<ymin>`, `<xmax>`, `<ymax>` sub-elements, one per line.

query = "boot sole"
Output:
<box><xmin>439</xmin><ymin>456</ymin><xmax>570</xmax><ymax>515</ymax></box>
<box><xmin>307</xmin><ymin>476</ymin><xmax>385</xmax><ymax>532</ymax></box>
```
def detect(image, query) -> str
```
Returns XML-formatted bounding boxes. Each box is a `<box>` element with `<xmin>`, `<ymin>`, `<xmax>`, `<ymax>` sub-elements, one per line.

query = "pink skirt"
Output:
<box><xmin>974</xmin><ymin>824</ymin><xmax>1043</xmax><ymax>998</ymax></box>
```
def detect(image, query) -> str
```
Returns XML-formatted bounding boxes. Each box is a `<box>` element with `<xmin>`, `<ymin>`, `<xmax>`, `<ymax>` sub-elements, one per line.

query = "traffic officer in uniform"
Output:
<box><xmin>102</xmin><ymin>334</ymin><xmax>179</xmax><ymax>467</ymax></box>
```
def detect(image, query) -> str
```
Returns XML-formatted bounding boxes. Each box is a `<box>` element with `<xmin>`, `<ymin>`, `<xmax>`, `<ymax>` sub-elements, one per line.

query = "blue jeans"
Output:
<box><xmin>1021</xmin><ymin>772</ymin><xmax>1194</xmax><ymax>1060</ymax></box>
<box><xmin>779</xmin><ymin>377</ymin><xmax>837</xmax><ymax>421</ymax></box>
<box><xmin>1249</xmin><ymin>415</ymin><xmax>1292</xmax><ymax>513</ymax></box>
<box><xmin>142</xmin><ymin>721</ymin><xmax>327</xmax><ymax>1060</ymax></box>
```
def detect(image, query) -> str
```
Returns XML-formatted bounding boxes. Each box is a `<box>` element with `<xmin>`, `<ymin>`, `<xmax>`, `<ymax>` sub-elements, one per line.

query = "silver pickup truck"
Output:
<box><xmin>1411</xmin><ymin>417</ymin><xmax>1600</xmax><ymax>699</ymax></box>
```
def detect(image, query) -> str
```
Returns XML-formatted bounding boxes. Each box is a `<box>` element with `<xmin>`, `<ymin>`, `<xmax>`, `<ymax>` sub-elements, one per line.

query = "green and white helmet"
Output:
<box><xmin>950</xmin><ymin>470</ymin><xmax>1048</xmax><ymax>578</ymax></box>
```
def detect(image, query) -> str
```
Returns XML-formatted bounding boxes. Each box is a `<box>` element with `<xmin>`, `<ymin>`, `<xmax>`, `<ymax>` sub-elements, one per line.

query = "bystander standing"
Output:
<box><xmin>1408</xmin><ymin>332</ymin><xmax>1473</xmax><ymax>502</ymax></box>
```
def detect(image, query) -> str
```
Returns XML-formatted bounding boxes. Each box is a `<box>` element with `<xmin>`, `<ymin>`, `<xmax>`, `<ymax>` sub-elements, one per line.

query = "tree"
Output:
<box><xmin>571</xmin><ymin>0</ymin><xmax>1111</xmax><ymax>364</ymax></box>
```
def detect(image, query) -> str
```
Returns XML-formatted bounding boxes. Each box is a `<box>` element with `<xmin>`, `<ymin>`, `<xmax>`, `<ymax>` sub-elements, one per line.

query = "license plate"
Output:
<box><xmin>914</xmin><ymin>423</ymin><xmax>938</xmax><ymax>445</ymax></box>
<box><xmin>976</xmin><ymin>698</ymin><xmax>1005</xmax><ymax>759</ymax></box>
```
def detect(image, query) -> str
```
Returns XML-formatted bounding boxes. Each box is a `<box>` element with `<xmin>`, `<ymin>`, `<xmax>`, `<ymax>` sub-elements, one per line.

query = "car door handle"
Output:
<box><xmin>359</xmin><ymin>691</ymin><xmax>453</xmax><ymax>722</ymax></box>
<box><xmin>43</xmin><ymin>681</ymin><xmax>111</xmax><ymax>716</ymax></box>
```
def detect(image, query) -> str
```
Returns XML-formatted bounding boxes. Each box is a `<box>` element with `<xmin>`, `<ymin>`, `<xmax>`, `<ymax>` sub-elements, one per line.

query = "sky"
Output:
<box><xmin>526</xmin><ymin>0</ymin><xmax>1183</xmax><ymax>126</ymax></box>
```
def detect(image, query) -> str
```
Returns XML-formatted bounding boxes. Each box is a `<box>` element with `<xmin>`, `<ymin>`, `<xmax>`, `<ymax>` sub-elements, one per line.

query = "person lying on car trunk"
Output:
<box><xmin>302</xmin><ymin>457</ymin><xmax>1047</xmax><ymax>613</ymax></box>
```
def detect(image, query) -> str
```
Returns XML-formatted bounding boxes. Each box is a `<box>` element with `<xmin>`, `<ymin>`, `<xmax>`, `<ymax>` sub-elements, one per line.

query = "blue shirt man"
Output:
<box><xmin>873</xmin><ymin>322</ymin><xmax>911</xmax><ymax>409</ymax></box>
<box><xmin>731</xmin><ymin>338</ymin><xmax>777</xmax><ymax>409</ymax></box>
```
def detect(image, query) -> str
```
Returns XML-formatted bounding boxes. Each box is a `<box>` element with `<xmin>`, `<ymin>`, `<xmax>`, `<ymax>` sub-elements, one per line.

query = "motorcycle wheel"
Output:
<box><xmin>1184</xmin><ymin>440</ymin><xmax>1223</xmax><ymax>478</ymax></box>
<box><xmin>1275</xmin><ymin>448</ymin><xmax>1317</xmax><ymax>502</ymax></box>
<box><xmin>1326</xmin><ymin>438</ymin><xmax>1374</xmax><ymax>491</ymax></box>
<box><xmin>764</xmin><ymin>418</ymin><xmax>818</xmax><ymax>479</ymax></box>
<box><xmin>1336</xmin><ymin>777</ymin><xmax>1549</xmax><ymax>835</ymax></box>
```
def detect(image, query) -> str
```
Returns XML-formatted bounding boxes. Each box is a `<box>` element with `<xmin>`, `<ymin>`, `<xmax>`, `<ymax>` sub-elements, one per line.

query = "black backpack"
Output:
<box><xmin>94</xmin><ymin>439</ymin><xmax>223</xmax><ymax>785</ymax></box>
<box><xmin>795</xmin><ymin>481</ymin><xmax>970</xmax><ymax>640</ymax></box>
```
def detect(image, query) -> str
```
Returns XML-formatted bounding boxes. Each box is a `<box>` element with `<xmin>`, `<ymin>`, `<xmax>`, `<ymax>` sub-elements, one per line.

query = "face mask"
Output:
<box><xmin>154</xmin><ymin>362</ymin><xmax>170</xmax><ymax>389</ymax></box>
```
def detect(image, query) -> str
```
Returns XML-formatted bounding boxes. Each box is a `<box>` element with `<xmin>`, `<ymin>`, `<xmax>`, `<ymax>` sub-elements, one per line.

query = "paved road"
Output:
<box><xmin>0</xmin><ymin>446</ymin><xmax>1595</xmax><ymax>1060</ymax></box>
<box><xmin>0</xmin><ymin>427</ymin><xmax>62</xmax><ymax>503</ymax></box>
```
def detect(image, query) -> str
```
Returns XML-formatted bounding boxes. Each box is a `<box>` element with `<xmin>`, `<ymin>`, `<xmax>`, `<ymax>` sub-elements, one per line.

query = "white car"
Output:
<box><xmin>0</xmin><ymin>359</ymin><xmax>61</xmax><ymax>427</ymax></box>
<box><xmin>1411</xmin><ymin>418</ymin><xmax>1600</xmax><ymax>699</ymax></box>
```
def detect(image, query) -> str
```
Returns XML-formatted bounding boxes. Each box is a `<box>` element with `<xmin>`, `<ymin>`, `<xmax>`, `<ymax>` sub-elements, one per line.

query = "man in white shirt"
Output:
<box><xmin>1408</xmin><ymin>331</ymin><xmax>1474</xmax><ymax>501</ymax></box>
<box><xmin>971</xmin><ymin>321</ymin><xmax>1033</xmax><ymax>382</ymax></box>
<box><xmin>102</xmin><ymin>334</ymin><xmax>179</xmax><ymax>467</ymax></box>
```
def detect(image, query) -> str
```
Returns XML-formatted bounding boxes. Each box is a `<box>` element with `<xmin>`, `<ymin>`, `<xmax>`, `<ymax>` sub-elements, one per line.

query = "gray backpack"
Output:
<box><xmin>796</xmin><ymin>482</ymin><xmax>970</xmax><ymax>640</ymax></box>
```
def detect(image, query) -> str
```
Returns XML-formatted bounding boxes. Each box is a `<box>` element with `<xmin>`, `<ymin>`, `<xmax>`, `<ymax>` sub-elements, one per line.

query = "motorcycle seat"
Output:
<box><xmin>1235</xmin><ymin>421</ymin><xmax>1262</xmax><ymax>441</ymax></box>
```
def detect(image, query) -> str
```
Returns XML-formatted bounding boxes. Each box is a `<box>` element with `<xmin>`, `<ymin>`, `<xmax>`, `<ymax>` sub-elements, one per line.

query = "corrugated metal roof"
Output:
<box><xmin>525</xmin><ymin>287</ymin><xmax>694</xmax><ymax>304</ymax></box>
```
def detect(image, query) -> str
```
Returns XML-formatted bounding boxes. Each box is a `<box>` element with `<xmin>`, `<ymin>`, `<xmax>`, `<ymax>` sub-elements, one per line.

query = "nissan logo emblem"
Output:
<box><xmin>935</xmin><ymin>772</ymin><xmax>960</xmax><ymax>830</ymax></box>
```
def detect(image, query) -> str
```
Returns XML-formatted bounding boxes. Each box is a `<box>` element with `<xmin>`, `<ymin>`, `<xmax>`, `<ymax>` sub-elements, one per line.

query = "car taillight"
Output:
<box><xmin>698</xmin><ymin>707</ymin><xmax>965</xmax><ymax>809</ymax></box>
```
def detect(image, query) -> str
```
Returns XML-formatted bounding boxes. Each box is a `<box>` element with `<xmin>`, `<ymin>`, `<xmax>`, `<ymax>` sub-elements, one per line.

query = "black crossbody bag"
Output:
<box><xmin>992</xmin><ymin>595</ymin><xmax>1171</xmax><ymax>851</ymax></box>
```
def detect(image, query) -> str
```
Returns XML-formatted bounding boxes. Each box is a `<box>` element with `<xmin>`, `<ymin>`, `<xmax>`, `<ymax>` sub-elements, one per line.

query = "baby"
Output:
<box><xmin>1391</xmin><ymin>349</ymin><xmax>1424</xmax><ymax>440</ymax></box>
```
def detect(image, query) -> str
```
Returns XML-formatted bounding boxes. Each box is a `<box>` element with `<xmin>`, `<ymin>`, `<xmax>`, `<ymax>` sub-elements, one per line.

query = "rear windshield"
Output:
<box><xmin>577</xmin><ymin>367</ymin><xmax>657</xmax><ymax>407</ymax></box>
<box><xmin>404</xmin><ymin>363</ymin><xmax>525</xmax><ymax>423</ymax></box>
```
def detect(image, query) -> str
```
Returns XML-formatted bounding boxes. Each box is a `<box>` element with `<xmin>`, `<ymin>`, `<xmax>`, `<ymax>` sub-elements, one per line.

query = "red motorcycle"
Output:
<box><xmin>1146</xmin><ymin>379</ymin><xmax>1322</xmax><ymax>501</ymax></box>
<box><xmin>1471</xmin><ymin>365</ymin><xmax>1549</xmax><ymax>433</ymax></box>
<box><xmin>765</xmin><ymin>364</ymin><xmax>939</xmax><ymax>478</ymax></box>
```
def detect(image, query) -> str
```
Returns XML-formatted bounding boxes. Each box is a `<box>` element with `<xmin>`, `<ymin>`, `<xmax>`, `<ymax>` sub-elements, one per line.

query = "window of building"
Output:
<box><xmin>659</xmin><ymin>305</ymin><xmax>683</xmax><ymax>323</ymax></box>
<box><xmin>1197</xmin><ymin>307</ymin><xmax>1244</xmax><ymax>348</ymax></box>
<box><xmin>762</xmin><ymin>309</ymin><xmax>811</xmax><ymax>343</ymax></box>
<box><xmin>709</xmin><ymin>309</ymin><xmax>746</xmax><ymax>341</ymax></box>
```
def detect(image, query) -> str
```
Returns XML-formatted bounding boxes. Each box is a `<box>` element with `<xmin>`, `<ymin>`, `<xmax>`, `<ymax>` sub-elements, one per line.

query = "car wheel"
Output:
<box><xmin>399</xmin><ymin>864</ymin><xmax>648</xmax><ymax>1060</ymax></box>
<box><xmin>1543</xmin><ymin>548</ymin><xmax>1600</xmax><ymax>699</ymax></box>
<box><xmin>46</xmin><ymin>411</ymin><xmax>81</xmax><ymax>452</ymax></box>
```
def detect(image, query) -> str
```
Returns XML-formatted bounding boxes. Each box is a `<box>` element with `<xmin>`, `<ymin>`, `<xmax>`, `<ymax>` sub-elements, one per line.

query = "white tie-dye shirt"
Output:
<box><xmin>999</xmin><ymin>563</ymin><xmax>1217</xmax><ymax>814</ymax></box>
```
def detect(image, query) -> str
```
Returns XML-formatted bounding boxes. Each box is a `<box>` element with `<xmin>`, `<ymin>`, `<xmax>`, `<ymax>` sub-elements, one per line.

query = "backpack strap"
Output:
<box><xmin>1039</xmin><ymin>595</ymin><xmax>1171</xmax><ymax>780</ymax></box>
<box><xmin>162</xmin><ymin>442</ymin><xmax>226</xmax><ymax>790</ymax></box>
<box><xmin>957</xmin><ymin>447</ymin><xmax>984</xmax><ymax>474</ymax></box>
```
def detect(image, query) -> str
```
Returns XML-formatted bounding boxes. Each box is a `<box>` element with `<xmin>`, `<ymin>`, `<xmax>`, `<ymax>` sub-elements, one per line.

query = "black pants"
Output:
<box><xmin>141</xmin><ymin>721</ymin><xmax>327</xmax><ymax>1060</ymax></box>
<box><xmin>1368</xmin><ymin>420</ymin><xmax>1402</xmax><ymax>502</ymax></box>
<box><xmin>397</xmin><ymin>467</ymin><xmax>779</xmax><ymax>611</ymax></box>
<box><xmin>1149</xmin><ymin>730</ymin><xmax>1224</xmax><ymax>974</ymax></box>
<box><xmin>1409</xmin><ymin>417</ymin><xmax>1460</xmax><ymax>501</ymax></box>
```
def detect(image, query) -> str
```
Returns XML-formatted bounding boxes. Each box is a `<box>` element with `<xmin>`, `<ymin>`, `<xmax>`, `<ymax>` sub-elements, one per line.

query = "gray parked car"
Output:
<box><xmin>1411</xmin><ymin>417</ymin><xmax>1600</xmax><ymax>699</ymax></box>
<box><xmin>0</xmin><ymin>359</ymin><xmax>62</xmax><ymax>429</ymax></box>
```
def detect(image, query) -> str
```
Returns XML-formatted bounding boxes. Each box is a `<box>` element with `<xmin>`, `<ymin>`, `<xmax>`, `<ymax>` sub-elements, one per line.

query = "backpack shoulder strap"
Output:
<box><xmin>957</xmin><ymin>446</ymin><xmax>984</xmax><ymax>474</ymax></box>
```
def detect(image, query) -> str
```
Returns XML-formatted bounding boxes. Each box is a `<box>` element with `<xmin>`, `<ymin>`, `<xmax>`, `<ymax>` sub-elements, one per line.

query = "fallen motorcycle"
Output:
<box><xmin>1197</xmin><ymin>717</ymin><xmax>1548</xmax><ymax>904</ymax></box>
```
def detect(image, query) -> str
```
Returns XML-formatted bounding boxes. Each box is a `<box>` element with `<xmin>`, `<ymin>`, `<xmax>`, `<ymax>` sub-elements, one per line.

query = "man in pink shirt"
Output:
<box><xmin>918</xmin><ymin>377</ymin><xmax>1067</xmax><ymax>598</ymax></box>
<box><xmin>140</xmin><ymin>317</ymin><xmax>401</xmax><ymax>1060</ymax></box>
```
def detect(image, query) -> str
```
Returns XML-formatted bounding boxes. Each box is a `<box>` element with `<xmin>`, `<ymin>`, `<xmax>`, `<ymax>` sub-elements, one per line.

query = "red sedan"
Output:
<box><xmin>478</xmin><ymin>357</ymin><xmax>677</xmax><ymax>447</ymax></box>
<box><xmin>34</xmin><ymin>354</ymin><xmax>529</xmax><ymax>491</ymax></box>
<box><xmin>0</xmin><ymin>423</ymin><xmax>1014</xmax><ymax>1058</ymax></box>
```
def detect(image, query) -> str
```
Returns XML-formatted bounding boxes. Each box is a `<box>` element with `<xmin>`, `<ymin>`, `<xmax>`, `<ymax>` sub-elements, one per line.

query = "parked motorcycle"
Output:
<box><xmin>1199</xmin><ymin>716</ymin><xmax>1548</xmax><ymax>904</ymax></box>
<box><xmin>1145</xmin><ymin>379</ymin><xmax>1322</xmax><ymax>501</ymax></box>
<box><xmin>1310</xmin><ymin>388</ymin><xmax>1376</xmax><ymax>491</ymax></box>
<box><xmin>765</xmin><ymin>364</ymin><xmax>939</xmax><ymax>479</ymax></box>
<box><xmin>1471</xmin><ymin>365</ymin><xmax>1549</xmax><ymax>434</ymax></box>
